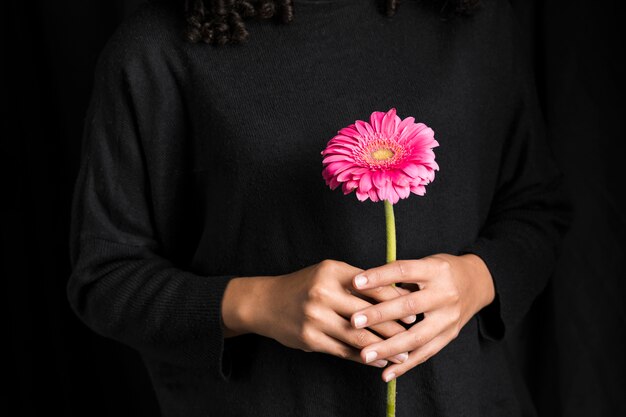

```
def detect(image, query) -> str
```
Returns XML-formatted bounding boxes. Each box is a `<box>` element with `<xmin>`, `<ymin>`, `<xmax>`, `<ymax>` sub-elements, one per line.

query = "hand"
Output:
<box><xmin>348</xmin><ymin>254</ymin><xmax>495</xmax><ymax>381</ymax></box>
<box><xmin>222</xmin><ymin>259</ymin><xmax>415</xmax><ymax>368</ymax></box>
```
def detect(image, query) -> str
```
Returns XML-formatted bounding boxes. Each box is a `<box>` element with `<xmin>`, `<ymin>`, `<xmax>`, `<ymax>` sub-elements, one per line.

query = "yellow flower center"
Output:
<box><xmin>371</xmin><ymin>148</ymin><xmax>395</xmax><ymax>161</ymax></box>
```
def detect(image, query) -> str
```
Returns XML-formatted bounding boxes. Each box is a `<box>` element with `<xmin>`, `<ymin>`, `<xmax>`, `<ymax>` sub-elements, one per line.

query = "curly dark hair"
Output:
<box><xmin>182</xmin><ymin>0</ymin><xmax>480</xmax><ymax>46</ymax></box>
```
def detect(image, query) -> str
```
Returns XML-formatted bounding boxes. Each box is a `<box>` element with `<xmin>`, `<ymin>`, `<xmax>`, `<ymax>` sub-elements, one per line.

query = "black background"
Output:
<box><xmin>3</xmin><ymin>0</ymin><xmax>624</xmax><ymax>415</ymax></box>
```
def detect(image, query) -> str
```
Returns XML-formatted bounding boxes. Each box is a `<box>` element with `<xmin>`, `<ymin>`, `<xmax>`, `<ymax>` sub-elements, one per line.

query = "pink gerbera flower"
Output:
<box><xmin>321</xmin><ymin>108</ymin><xmax>439</xmax><ymax>204</ymax></box>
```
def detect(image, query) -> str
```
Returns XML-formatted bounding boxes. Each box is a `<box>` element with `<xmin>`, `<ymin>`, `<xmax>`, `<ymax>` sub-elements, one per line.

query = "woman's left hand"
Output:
<box><xmin>349</xmin><ymin>254</ymin><xmax>496</xmax><ymax>382</ymax></box>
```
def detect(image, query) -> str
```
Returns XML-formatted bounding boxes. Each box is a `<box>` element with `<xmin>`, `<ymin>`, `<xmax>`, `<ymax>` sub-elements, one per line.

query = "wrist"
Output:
<box><xmin>221</xmin><ymin>275</ymin><xmax>276</xmax><ymax>338</ymax></box>
<box><xmin>460</xmin><ymin>254</ymin><xmax>496</xmax><ymax>312</ymax></box>
<box><xmin>221</xmin><ymin>277</ymin><xmax>246</xmax><ymax>338</ymax></box>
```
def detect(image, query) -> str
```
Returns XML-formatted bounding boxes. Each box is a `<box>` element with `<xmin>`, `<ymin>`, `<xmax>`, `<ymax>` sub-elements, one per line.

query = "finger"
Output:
<box><xmin>396</xmin><ymin>286</ymin><xmax>418</xmax><ymax>324</ymax></box>
<box><xmin>350</xmin><ymin>284</ymin><xmax>411</xmax><ymax>300</ymax></box>
<box><xmin>359</xmin><ymin>319</ymin><xmax>442</xmax><ymax>365</ymax></box>
<box><xmin>381</xmin><ymin>329</ymin><xmax>456</xmax><ymax>382</ymax></box>
<box><xmin>331</xmin><ymin>292</ymin><xmax>409</xmax><ymax>339</ymax></box>
<box><xmin>354</xmin><ymin>284</ymin><xmax>416</xmax><ymax>324</ymax></box>
<box><xmin>356</xmin><ymin>282</ymin><xmax>407</xmax><ymax>300</ymax></box>
<box><xmin>353</xmin><ymin>259</ymin><xmax>439</xmax><ymax>290</ymax></box>
<box><xmin>312</xmin><ymin>331</ymin><xmax>389</xmax><ymax>368</ymax></box>
<box><xmin>351</xmin><ymin>290</ymin><xmax>443</xmax><ymax>329</ymax></box>
<box><xmin>323</xmin><ymin>313</ymin><xmax>409</xmax><ymax>365</ymax></box>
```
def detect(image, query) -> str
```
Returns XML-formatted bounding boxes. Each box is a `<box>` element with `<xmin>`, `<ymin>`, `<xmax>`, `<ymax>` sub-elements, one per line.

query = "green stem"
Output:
<box><xmin>384</xmin><ymin>200</ymin><xmax>397</xmax><ymax>417</ymax></box>
<box><xmin>387</xmin><ymin>379</ymin><xmax>396</xmax><ymax>417</ymax></box>
<box><xmin>384</xmin><ymin>200</ymin><xmax>396</xmax><ymax>264</ymax></box>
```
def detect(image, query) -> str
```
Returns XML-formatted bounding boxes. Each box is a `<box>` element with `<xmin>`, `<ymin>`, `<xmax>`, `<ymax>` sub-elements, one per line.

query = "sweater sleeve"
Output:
<box><xmin>461</xmin><ymin>56</ymin><xmax>571</xmax><ymax>342</ymax></box>
<box><xmin>66</xmin><ymin>30</ymin><xmax>235</xmax><ymax>380</ymax></box>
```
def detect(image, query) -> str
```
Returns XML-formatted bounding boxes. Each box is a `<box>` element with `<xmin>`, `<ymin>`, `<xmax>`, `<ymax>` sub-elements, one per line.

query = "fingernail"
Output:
<box><xmin>353</xmin><ymin>315</ymin><xmax>367</xmax><ymax>328</ymax></box>
<box><xmin>392</xmin><ymin>352</ymin><xmax>409</xmax><ymax>363</ymax></box>
<box><xmin>372</xmin><ymin>360</ymin><xmax>388</xmax><ymax>368</ymax></box>
<box><xmin>354</xmin><ymin>275</ymin><xmax>368</xmax><ymax>288</ymax></box>
<box><xmin>364</xmin><ymin>351</ymin><xmax>378</xmax><ymax>363</ymax></box>
<box><xmin>402</xmin><ymin>315</ymin><xmax>417</xmax><ymax>324</ymax></box>
<box><xmin>384</xmin><ymin>372</ymin><xmax>397</xmax><ymax>382</ymax></box>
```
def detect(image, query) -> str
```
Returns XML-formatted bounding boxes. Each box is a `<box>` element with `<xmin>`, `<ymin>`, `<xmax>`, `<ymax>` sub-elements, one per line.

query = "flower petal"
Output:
<box><xmin>398</xmin><ymin>123</ymin><xmax>419</xmax><ymax>142</ymax></box>
<box><xmin>408</xmin><ymin>164</ymin><xmax>429</xmax><ymax>179</ymax></box>
<box><xmin>355</xmin><ymin>120</ymin><xmax>374</xmax><ymax>138</ymax></box>
<box><xmin>381</xmin><ymin>108</ymin><xmax>398</xmax><ymax>137</ymax></box>
<box><xmin>359</xmin><ymin>171</ymin><xmax>373</xmax><ymax>193</ymax></box>
<box><xmin>386</xmin><ymin>185</ymin><xmax>400</xmax><ymax>204</ymax></box>
<box><xmin>342</xmin><ymin>181</ymin><xmax>357</xmax><ymax>195</ymax></box>
<box><xmin>338</xmin><ymin>126</ymin><xmax>360</xmax><ymax>138</ymax></box>
<box><xmin>328</xmin><ymin>176</ymin><xmax>341</xmax><ymax>190</ymax></box>
<box><xmin>329</xmin><ymin>134</ymin><xmax>360</xmax><ymax>143</ymax></box>
<box><xmin>400</xmin><ymin>164</ymin><xmax>420</xmax><ymax>178</ymax></box>
<box><xmin>396</xmin><ymin>116</ymin><xmax>415</xmax><ymax>135</ymax></box>
<box><xmin>368</xmin><ymin>188</ymin><xmax>380</xmax><ymax>202</ymax></box>
<box><xmin>322</xmin><ymin>154</ymin><xmax>354</xmax><ymax>163</ymax></box>
<box><xmin>337</xmin><ymin>168</ymin><xmax>359</xmax><ymax>182</ymax></box>
<box><xmin>378</xmin><ymin>182</ymin><xmax>391</xmax><ymax>201</ymax></box>
<box><xmin>350</xmin><ymin>167</ymin><xmax>370</xmax><ymax>176</ymax></box>
<box><xmin>356</xmin><ymin>189</ymin><xmax>370</xmax><ymax>202</ymax></box>
<box><xmin>427</xmin><ymin>160</ymin><xmax>439</xmax><ymax>171</ymax></box>
<box><xmin>410</xmin><ymin>184</ymin><xmax>426</xmax><ymax>196</ymax></box>
<box><xmin>323</xmin><ymin>143</ymin><xmax>357</xmax><ymax>155</ymax></box>
<box><xmin>395</xmin><ymin>184</ymin><xmax>410</xmax><ymax>199</ymax></box>
<box><xmin>369</xmin><ymin>111</ymin><xmax>386</xmax><ymax>132</ymax></box>
<box><xmin>322</xmin><ymin>149</ymin><xmax>353</xmax><ymax>158</ymax></box>
<box><xmin>392</xmin><ymin>172</ymin><xmax>410</xmax><ymax>187</ymax></box>
<box><xmin>324</xmin><ymin>161</ymin><xmax>355</xmax><ymax>177</ymax></box>
<box><xmin>371</xmin><ymin>170</ymin><xmax>387</xmax><ymax>189</ymax></box>
<box><xmin>406</xmin><ymin>126</ymin><xmax>434</xmax><ymax>146</ymax></box>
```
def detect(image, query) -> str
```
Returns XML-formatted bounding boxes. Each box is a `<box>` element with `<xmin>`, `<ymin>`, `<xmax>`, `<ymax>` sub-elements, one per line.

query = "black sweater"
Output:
<box><xmin>67</xmin><ymin>0</ymin><xmax>571</xmax><ymax>416</ymax></box>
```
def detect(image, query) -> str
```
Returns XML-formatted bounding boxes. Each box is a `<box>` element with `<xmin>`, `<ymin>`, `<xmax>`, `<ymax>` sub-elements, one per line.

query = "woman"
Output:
<box><xmin>67</xmin><ymin>0</ymin><xmax>571</xmax><ymax>415</ymax></box>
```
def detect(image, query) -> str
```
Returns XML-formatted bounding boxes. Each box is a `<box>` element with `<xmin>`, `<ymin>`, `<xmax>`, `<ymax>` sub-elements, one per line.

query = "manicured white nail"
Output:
<box><xmin>372</xmin><ymin>360</ymin><xmax>388</xmax><ymax>368</ymax></box>
<box><xmin>402</xmin><ymin>315</ymin><xmax>417</xmax><ymax>324</ymax></box>
<box><xmin>365</xmin><ymin>351</ymin><xmax>378</xmax><ymax>363</ymax></box>
<box><xmin>354</xmin><ymin>275</ymin><xmax>368</xmax><ymax>288</ymax></box>
<box><xmin>384</xmin><ymin>372</ymin><xmax>397</xmax><ymax>382</ymax></box>
<box><xmin>392</xmin><ymin>352</ymin><xmax>409</xmax><ymax>363</ymax></box>
<box><xmin>353</xmin><ymin>314</ymin><xmax>368</xmax><ymax>328</ymax></box>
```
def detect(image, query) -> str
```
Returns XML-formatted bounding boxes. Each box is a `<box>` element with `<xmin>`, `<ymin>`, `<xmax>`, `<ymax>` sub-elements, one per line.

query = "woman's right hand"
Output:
<box><xmin>222</xmin><ymin>259</ymin><xmax>414</xmax><ymax>368</ymax></box>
